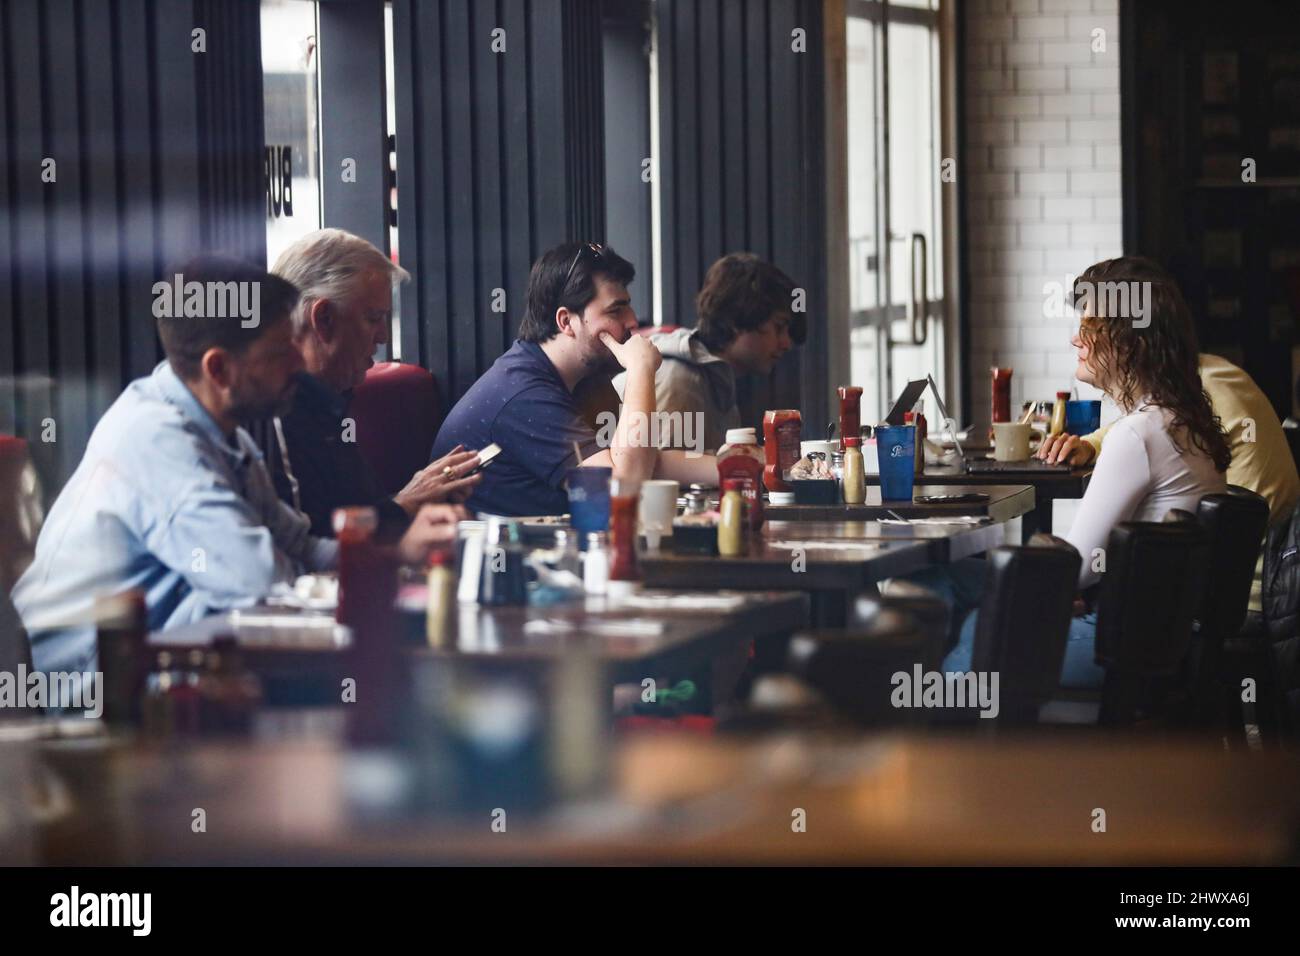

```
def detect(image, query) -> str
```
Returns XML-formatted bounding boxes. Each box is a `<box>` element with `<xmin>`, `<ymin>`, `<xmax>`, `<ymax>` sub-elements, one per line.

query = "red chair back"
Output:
<box><xmin>349</xmin><ymin>363</ymin><xmax>443</xmax><ymax>496</ymax></box>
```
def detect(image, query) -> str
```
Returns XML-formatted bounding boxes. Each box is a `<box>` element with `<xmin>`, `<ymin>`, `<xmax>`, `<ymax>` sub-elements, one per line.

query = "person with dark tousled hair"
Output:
<box><xmin>612</xmin><ymin>252</ymin><xmax>803</xmax><ymax>453</ymax></box>
<box><xmin>12</xmin><ymin>255</ymin><xmax>463</xmax><ymax>676</ymax></box>
<box><xmin>431</xmin><ymin>242</ymin><xmax>717</xmax><ymax>517</ymax></box>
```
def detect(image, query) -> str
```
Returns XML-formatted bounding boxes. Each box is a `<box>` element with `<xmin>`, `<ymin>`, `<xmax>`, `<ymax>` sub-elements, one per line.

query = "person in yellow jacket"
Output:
<box><xmin>1039</xmin><ymin>353</ymin><xmax>1300</xmax><ymax>613</ymax></box>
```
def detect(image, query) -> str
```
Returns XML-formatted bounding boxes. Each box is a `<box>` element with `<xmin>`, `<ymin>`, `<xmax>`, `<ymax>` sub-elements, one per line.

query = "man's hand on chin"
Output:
<box><xmin>599</xmin><ymin>331</ymin><xmax>661</xmax><ymax>377</ymax></box>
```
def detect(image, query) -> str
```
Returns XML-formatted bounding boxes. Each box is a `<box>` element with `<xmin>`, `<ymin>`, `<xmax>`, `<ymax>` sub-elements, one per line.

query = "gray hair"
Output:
<box><xmin>271</xmin><ymin>228</ymin><xmax>411</xmax><ymax>334</ymax></box>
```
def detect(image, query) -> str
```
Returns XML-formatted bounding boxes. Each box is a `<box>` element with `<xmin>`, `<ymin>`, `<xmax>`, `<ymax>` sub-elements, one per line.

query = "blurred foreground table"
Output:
<box><xmin>12</xmin><ymin>731</ymin><xmax>1299</xmax><ymax>865</ymax></box>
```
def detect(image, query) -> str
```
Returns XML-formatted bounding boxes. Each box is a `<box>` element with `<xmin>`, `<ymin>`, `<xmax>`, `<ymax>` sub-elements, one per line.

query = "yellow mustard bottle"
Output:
<box><xmin>841</xmin><ymin>436</ymin><xmax>866</xmax><ymax>504</ymax></box>
<box><xmin>718</xmin><ymin>480</ymin><xmax>745</xmax><ymax>556</ymax></box>
<box><xmin>425</xmin><ymin>550</ymin><xmax>457</xmax><ymax>648</ymax></box>
<box><xmin>1049</xmin><ymin>391</ymin><xmax>1069</xmax><ymax>437</ymax></box>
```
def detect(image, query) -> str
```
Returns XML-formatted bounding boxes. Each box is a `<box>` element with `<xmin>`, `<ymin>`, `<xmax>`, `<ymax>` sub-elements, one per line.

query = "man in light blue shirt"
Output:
<box><xmin>12</xmin><ymin>256</ymin><xmax>460</xmax><ymax>674</ymax></box>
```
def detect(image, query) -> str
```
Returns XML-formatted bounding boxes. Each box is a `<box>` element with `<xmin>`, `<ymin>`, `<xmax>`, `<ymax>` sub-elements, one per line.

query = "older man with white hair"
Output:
<box><xmin>255</xmin><ymin>228</ymin><xmax>481</xmax><ymax>539</ymax></box>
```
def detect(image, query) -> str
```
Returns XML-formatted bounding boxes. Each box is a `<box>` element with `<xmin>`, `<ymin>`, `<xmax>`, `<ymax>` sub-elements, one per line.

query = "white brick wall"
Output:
<box><xmin>964</xmin><ymin>0</ymin><xmax>1122</xmax><ymax>425</ymax></box>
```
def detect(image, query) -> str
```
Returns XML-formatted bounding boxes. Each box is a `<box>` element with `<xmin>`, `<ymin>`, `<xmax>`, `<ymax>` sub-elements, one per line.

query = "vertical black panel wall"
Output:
<box><xmin>656</xmin><ymin>0</ymin><xmax>829</xmax><ymax>434</ymax></box>
<box><xmin>602</xmin><ymin>0</ymin><xmax>653</xmax><ymax>323</ymax></box>
<box><xmin>392</xmin><ymin>0</ymin><xmax>607</xmax><ymax>402</ymax></box>
<box><xmin>564</xmin><ymin>0</ymin><xmax>607</xmax><ymax>242</ymax></box>
<box><xmin>318</xmin><ymin>0</ymin><xmax>390</xmax><ymax>257</ymax></box>
<box><xmin>0</xmin><ymin>0</ymin><xmax>266</xmax><ymax>492</ymax></box>
<box><xmin>195</xmin><ymin>0</ymin><xmax>267</xmax><ymax>261</ymax></box>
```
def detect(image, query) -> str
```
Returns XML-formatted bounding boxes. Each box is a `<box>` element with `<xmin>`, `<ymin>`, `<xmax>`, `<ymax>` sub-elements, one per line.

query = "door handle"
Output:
<box><xmin>910</xmin><ymin>232</ymin><xmax>928</xmax><ymax>346</ymax></box>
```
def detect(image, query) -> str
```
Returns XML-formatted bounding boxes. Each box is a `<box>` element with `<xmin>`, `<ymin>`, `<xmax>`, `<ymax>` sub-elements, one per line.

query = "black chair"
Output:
<box><xmin>969</xmin><ymin>538</ymin><xmax>1082</xmax><ymax>725</ymax></box>
<box><xmin>1093</xmin><ymin>520</ymin><xmax>1212</xmax><ymax>727</ymax></box>
<box><xmin>783</xmin><ymin>596</ymin><xmax>949</xmax><ymax>726</ymax></box>
<box><xmin>1182</xmin><ymin>488</ymin><xmax>1270</xmax><ymax>736</ymax></box>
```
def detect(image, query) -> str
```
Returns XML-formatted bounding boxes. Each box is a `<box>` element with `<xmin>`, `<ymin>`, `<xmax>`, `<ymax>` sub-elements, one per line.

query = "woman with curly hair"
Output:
<box><xmin>1055</xmin><ymin>256</ymin><xmax>1229</xmax><ymax>586</ymax></box>
<box><xmin>914</xmin><ymin>256</ymin><xmax>1229</xmax><ymax>689</ymax></box>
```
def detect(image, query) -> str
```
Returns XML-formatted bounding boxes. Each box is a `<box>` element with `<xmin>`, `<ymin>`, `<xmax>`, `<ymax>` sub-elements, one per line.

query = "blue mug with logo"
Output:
<box><xmin>566</xmin><ymin>466</ymin><xmax>612</xmax><ymax>542</ymax></box>
<box><xmin>875</xmin><ymin>425</ymin><xmax>916</xmax><ymax>501</ymax></box>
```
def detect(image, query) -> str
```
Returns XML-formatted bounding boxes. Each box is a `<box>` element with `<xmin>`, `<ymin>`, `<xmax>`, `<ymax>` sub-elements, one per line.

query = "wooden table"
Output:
<box><xmin>150</xmin><ymin>590</ymin><xmax>809</xmax><ymax>695</ymax></box>
<box><xmin>863</xmin><ymin>465</ymin><xmax>1091</xmax><ymax>542</ymax></box>
<box><xmin>764</xmin><ymin>483</ymin><xmax>1035</xmax><ymax>525</ymax></box>
<box><xmin>18</xmin><ymin>731</ymin><xmax>1300</xmax><ymax>866</ymax></box>
<box><xmin>645</xmin><ymin>488</ymin><xmax>1030</xmax><ymax>625</ymax></box>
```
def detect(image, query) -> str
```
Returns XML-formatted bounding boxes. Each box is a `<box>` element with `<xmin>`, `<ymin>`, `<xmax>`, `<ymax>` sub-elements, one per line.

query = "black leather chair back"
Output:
<box><xmin>1184</xmin><ymin>487</ymin><xmax>1269</xmax><ymax>730</ymax></box>
<box><xmin>971</xmin><ymin>542</ymin><xmax>1082</xmax><ymax>722</ymax></box>
<box><xmin>1195</xmin><ymin>487</ymin><xmax>1269</xmax><ymax>645</ymax></box>
<box><xmin>1095</xmin><ymin>520</ymin><xmax>1211</xmax><ymax>725</ymax></box>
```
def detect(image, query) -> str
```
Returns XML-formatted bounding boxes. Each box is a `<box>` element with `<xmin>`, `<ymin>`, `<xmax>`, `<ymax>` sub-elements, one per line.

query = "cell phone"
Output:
<box><xmin>914</xmin><ymin>492</ymin><xmax>990</xmax><ymax>504</ymax></box>
<box><xmin>463</xmin><ymin>443</ymin><xmax>502</xmax><ymax>477</ymax></box>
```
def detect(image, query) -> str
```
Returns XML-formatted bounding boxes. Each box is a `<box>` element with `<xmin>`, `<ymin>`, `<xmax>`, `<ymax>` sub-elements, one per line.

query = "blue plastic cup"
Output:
<box><xmin>566</xmin><ymin>466</ymin><xmax>612</xmax><ymax>540</ymax></box>
<box><xmin>875</xmin><ymin>425</ymin><xmax>916</xmax><ymax>501</ymax></box>
<box><xmin>1065</xmin><ymin>400</ymin><xmax>1102</xmax><ymax>436</ymax></box>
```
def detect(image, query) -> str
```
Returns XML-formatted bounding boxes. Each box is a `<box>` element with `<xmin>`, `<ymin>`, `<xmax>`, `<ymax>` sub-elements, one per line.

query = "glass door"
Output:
<box><xmin>845</xmin><ymin>0</ymin><xmax>949</xmax><ymax>426</ymax></box>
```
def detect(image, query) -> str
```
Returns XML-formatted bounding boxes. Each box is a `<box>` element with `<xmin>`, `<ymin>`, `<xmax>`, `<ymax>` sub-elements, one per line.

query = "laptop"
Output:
<box><xmin>886</xmin><ymin>374</ymin><xmax>968</xmax><ymax>458</ymax></box>
<box><xmin>883</xmin><ymin>376</ymin><xmax>1072</xmax><ymax>473</ymax></box>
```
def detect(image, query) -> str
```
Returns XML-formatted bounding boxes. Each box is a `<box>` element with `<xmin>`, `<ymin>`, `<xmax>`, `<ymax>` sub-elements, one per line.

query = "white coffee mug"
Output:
<box><xmin>638</xmin><ymin>479</ymin><xmax>679</xmax><ymax>551</ymax></box>
<box><xmin>992</xmin><ymin>422</ymin><xmax>1032</xmax><ymax>461</ymax></box>
<box><xmin>800</xmin><ymin>440</ymin><xmax>837</xmax><ymax>461</ymax></box>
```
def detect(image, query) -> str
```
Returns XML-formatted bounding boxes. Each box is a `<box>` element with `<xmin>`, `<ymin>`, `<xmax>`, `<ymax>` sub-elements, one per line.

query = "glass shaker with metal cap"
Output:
<box><xmin>683</xmin><ymin>484</ymin><xmax>710</xmax><ymax>515</ymax></box>
<box><xmin>478</xmin><ymin>516</ymin><xmax>528</xmax><ymax>606</ymax></box>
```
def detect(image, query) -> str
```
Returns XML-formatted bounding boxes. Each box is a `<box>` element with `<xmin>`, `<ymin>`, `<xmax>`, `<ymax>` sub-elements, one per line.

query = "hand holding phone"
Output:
<box><xmin>464</xmin><ymin>442</ymin><xmax>502</xmax><ymax>476</ymax></box>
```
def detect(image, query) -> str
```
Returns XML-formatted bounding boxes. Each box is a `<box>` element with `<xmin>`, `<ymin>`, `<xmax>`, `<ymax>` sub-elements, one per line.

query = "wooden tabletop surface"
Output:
<box><xmin>866</xmin><ymin>464</ymin><xmax>1092</xmax><ymax>500</ymax></box>
<box><xmin>149</xmin><ymin>590</ymin><xmax>810</xmax><ymax>683</ymax></box>
<box><xmin>639</xmin><ymin>504</ymin><xmax>1024</xmax><ymax>595</ymax></box>
<box><xmin>16</xmin><ymin>730</ymin><xmax>1300</xmax><ymax>866</ymax></box>
<box><xmin>764</xmin><ymin>483</ymin><xmax>1036</xmax><ymax>522</ymax></box>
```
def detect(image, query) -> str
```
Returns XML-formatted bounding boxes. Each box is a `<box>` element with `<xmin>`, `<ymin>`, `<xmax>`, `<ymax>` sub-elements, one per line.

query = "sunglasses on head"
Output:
<box><xmin>562</xmin><ymin>242</ymin><xmax>605</xmax><ymax>290</ymax></box>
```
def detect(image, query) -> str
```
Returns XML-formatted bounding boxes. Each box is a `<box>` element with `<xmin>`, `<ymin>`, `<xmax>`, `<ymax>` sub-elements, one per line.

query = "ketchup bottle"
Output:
<box><xmin>990</xmin><ymin>367</ymin><xmax>1013</xmax><ymax>442</ymax></box>
<box><xmin>608</xmin><ymin>478</ymin><xmax>640</xmax><ymax>584</ymax></box>
<box><xmin>837</xmin><ymin>387</ymin><xmax>863</xmax><ymax>445</ymax></box>
<box><xmin>762</xmin><ymin>409</ymin><xmax>802</xmax><ymax>492</ymax></box>
<box><xmin>716</xmin><ymin>428</ymin><xmax>764</xmax><ymax>529</ymax></box>
<box><xmin>334</xmin><ymin>506</ymin><xmax>401</xmax><ymax>746</ymax></box>
<box><xmin>904</xmin><ymin>406</ymin><xmax>927</xmax><ymax>475</ymax></box>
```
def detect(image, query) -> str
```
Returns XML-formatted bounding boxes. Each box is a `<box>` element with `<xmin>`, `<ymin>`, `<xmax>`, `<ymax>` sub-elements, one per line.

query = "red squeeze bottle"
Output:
<box><xmin>989</xmin><ymin>367</ymin><xmax>1013</xmax><ymax>444</ymax></box>
<box><xmin>716</xmin><ymin>428</ymin><xmax>765</xmax><ymax>529</ymax></box>
<box><xmin>990</xmin><ymin>367</ymin><xmax>1013</xmax><ymax>432</ymax></box>
<box><xmin>903</xmin><ymin>410</ymin><xmax>927</xmax><ymax>475</ymax></box>
<box><xmin>334</xmin><ymin>506</ymin><xmax>401</xmax><ymax>746</ymax></box>
<box><xmin>608</xmin><ymin>479</ymin><xmax>640</xmax><ymax>582</ymax></box>
<box><xmin>837</xmin><ymin>386</ymin><xmax>862</xmax><ymax>444</ymax></box>
<box><xmin>762</xmin><ymin>409</ymin><xmax>802</xmax><ymax>492</ymax></box>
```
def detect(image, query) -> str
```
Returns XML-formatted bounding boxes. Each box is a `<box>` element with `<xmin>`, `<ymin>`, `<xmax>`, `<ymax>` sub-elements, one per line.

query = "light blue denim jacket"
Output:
<box><xmin>11</xmin><ymin>361</ymin><xmax>338</xmax><ymax>673</ymax></box>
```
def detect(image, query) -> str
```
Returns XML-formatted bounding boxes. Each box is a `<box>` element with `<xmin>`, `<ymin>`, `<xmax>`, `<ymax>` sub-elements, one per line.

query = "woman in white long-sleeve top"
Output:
<box><xmin>924</xmin><ymin>257</ymin><xmax>1231</xmax><ymax>689</ymax></box>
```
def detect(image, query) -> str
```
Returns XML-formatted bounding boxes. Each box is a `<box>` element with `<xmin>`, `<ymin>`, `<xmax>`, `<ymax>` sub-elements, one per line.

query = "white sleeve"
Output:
<box><xmin>1064</xmin><ymin>420</ymin><xmax>1151</xmax><ymax>590</ymax></box>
